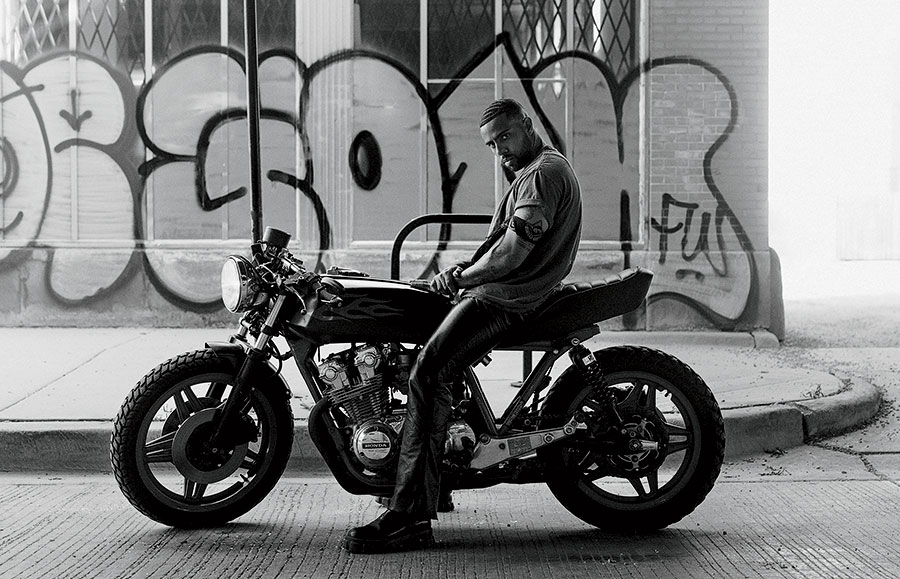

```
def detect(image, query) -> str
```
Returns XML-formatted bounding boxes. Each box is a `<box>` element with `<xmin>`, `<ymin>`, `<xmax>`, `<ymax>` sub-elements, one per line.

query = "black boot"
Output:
<box><xmin>343</xmin><ymin>509</ymin><xmax>434</xmax><ymax>554</ymax></box>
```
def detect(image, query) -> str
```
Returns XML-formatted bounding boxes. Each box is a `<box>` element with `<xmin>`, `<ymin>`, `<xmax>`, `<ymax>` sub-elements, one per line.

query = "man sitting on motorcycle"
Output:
<box><xmin>344</xmin><ymin>98</ymin><xmax>583</xmax><ymax>553</ymax></box>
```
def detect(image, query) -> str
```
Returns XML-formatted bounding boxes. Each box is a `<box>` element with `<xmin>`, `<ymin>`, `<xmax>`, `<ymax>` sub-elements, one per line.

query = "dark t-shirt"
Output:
<box><xmin>462</xmin><ymin>145</ymin><xmax>582</xmax><ymax>312</ymax></box>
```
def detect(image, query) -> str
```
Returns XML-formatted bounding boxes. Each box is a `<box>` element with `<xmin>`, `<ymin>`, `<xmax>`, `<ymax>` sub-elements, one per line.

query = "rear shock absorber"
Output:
<box><xmin>568</xmin><ymin>344</ymin><xmax>623</xmax><ymax>429</ymax></box>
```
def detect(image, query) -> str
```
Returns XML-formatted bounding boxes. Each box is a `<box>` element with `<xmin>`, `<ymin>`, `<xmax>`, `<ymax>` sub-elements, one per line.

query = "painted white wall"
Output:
<box><xmin>770</xmin><ymin>0</ymin><xmax>900</xmax><ymax>297</ymax></box>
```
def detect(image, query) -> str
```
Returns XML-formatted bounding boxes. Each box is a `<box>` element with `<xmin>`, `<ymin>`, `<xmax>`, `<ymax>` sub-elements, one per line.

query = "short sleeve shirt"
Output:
<box><xmin>462</xmin><ymin>145</ymin><xmax>582</xmax><ymax>312</ymax></box>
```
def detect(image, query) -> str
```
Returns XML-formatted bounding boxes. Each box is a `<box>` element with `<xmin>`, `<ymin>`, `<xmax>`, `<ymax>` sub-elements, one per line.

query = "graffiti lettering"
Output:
<box><xmin>59</xmin><ymin>89</ymin><xmax>92</xmax><ymax>131</ymax></box>
<box><xmin>0</xmin><ymin>34</ymin><xmax>756</xmax><ymax>328</ymax></box>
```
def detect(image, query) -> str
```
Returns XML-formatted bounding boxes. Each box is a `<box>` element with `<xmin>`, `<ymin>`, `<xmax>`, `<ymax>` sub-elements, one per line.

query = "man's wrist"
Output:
<box><xmin>453</xmin><ymin>266</ymin><xmax>467</xmax><ymax>289</ymax></box>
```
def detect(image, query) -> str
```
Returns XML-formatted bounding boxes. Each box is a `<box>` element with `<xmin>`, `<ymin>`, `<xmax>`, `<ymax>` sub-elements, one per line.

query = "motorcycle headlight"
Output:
<box><xmin>221</xmin><ymin>256</ymin><xmax>264</xmax><ymax>313</ymax></box>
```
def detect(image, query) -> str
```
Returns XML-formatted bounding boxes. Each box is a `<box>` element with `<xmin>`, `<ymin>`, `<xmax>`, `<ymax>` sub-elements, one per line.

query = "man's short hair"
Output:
<box><xmin>480</xmin><ymin>98</ymin><xmax>526</xmax><ymax>127</ymax></box>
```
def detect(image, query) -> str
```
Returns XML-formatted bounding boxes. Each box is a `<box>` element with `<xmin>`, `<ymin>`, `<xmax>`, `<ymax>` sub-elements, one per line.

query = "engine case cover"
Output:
<box><xmin>352</xmin><ymin>420</ymin><xmax>399</xmax><ymax>470</ymax></box>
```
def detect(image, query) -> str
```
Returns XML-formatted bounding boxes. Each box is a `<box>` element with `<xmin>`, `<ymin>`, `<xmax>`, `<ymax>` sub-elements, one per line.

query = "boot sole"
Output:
<box><xmin>343</xmin><ymin>528</ymin><xmax>435</xmax><ymax>554</ymax></box>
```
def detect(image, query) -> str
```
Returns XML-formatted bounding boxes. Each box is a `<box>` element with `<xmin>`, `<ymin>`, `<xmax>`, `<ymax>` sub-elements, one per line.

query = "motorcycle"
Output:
<box><xmin>110</xmin><ymin>225</ymin><xmax>725</xmax><ymax>532</ymax></box>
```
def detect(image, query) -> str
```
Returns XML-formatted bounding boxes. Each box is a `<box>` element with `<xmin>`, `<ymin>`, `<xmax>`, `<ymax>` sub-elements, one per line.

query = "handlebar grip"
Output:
<box><xmin>407</xmin><ymin>279</ymin><xmax>432</xmax><ymax>292</ymax></box>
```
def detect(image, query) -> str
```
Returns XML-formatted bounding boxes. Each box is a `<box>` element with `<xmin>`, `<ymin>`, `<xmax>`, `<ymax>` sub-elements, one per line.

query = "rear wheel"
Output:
<box><xmin>539</xmin><ymin>346</ymin><xmax>725</xmax><ymax>531</ymax></box>
<box><xmin>110</xmin><ymin>349</ymin><xmax>293</xmax><ymax>527</ymax></box>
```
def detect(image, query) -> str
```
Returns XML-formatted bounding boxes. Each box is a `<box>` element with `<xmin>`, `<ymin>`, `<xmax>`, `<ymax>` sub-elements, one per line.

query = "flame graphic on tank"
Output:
<box><xmin>316</xmin><ymin>296</ymin><xmax>405</xmax><ymax>322</ymax></box>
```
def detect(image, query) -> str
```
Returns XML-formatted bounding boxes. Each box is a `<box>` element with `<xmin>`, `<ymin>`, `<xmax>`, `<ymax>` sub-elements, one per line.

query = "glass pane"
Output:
<box><xmin>350</xmin><ymin>58</ymin><xmax>423</xmax><ymax>242</ymax></box>
<box><xmin>503</xmin><ymin>0</ymin><xmax>566</xmax><ymax>67</ymax></box>
<box><xmin>428</xmin><ymin>0</ymin><xmax>493</xmax><ymax>81</ymax></box>
<box><xmin>77</xmin><ymin>0</ymin><xmax>145</xmax><ymax>84</ymax></box>
<box><xmin>152</xmin><ymin>0</ymin><xmax>220</xmax><ymax>66</ymax></box>
<box><xmin>574</xmin><ymin>0</ymin><xmax>636</xmax><ymax>80</ymax></box>
<box><xmin>14</xmin><ymin>0</ymin><xmax>69</xmax><ymax>64</ymax></box>
<box><xmin>427</xmin><ymin>80</ymin><xmax>496</xmax><ymax>242</ymax></box>
<box><xmin>228</xmin><ymin>0</ymin><xmax>295</xmax><ymax>53</ymax></box>
<box><xmin>150</xmin><ymin>163</ymin><xmax>222</xmax><ymax>239</ymax></box>
<box><xmin>356</xmin><ymin>0</ymin><xmax>420</xmax><ymax>74</ymax></box>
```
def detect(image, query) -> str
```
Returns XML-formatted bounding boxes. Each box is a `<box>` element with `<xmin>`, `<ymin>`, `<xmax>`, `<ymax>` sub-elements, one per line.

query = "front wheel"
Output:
<box><xmin>539</xmin><ymin>346</ymin><xmax>725</xmax><ymax>532</ymax></box>
<box><xmin>110</xmin><ymin>349</ymin><xmax>294</xmax><ymax>527</ymax></box>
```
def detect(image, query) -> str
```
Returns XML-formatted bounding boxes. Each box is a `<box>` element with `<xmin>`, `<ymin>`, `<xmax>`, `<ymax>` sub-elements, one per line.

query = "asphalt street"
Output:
<box><xmin>3</xmin><ymin>294</ymin><xmax>900</xmax><ymax>578</ymax></box>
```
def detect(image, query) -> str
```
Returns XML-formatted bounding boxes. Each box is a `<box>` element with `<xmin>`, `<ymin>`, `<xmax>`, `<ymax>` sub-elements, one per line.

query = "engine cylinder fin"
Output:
<box><xmin>327</xmin><ymin>375</ymin><xmax>388</xmax><ymax>423</ymax></box>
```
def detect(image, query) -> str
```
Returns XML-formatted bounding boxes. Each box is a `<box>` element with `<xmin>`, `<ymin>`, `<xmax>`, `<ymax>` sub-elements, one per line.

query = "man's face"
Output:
<box><xmin>480</xmin><ymin>112</ymin><xmax>533</xmax><ymax>171</ymax></box>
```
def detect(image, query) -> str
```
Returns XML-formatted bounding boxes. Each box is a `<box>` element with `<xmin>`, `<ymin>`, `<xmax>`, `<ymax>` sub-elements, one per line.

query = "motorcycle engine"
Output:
<box><xmin>317</xmin><ymin>343</ymin><xmax>477</xmax><ymax>473</ymax></box>
<box><xmin>318</xmin><ymin>343</ymin><xmax>412</xmax><ymax>471</ymax></box>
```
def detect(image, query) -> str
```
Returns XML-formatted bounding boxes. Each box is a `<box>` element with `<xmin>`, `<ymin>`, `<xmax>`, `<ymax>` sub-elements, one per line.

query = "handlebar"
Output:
<box><xmin>407</xmin><ymin>279</ymin><xmax>432</xmax><ymax>292</ymax></box>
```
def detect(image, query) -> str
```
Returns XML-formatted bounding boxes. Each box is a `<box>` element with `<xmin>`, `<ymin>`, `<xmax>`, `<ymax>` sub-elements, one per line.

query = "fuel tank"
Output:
<box><xmin>285</xmin><ymin>276</ymin><xmax>452</xmax><ymax>345</ymax></box>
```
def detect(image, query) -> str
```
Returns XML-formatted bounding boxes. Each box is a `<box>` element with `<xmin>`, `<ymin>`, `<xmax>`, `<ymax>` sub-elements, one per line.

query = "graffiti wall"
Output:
<box><xmin>0</xmin><ymin>0</ymin><xmax>775</xmax><ymax>331</ymax></box>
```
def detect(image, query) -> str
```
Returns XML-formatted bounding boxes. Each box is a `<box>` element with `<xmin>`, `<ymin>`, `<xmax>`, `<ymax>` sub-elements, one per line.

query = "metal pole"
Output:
<box><xmin>243</xmin><ymin>0</ymin><xmax>263</xmax><ymax>242</ymax></box>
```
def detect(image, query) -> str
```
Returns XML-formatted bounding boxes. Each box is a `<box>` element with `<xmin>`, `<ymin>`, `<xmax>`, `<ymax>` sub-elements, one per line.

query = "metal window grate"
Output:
<box><xmin>13</xmin><ymin>0</ymin><xmax>68</xmax><ymax>64</ymax></box>
<box><xmin>428</xmin><ymin>0</ymin><xmax>494</xmax><ymax>79</ymax></box>
<box><xmin>502</xmin><ymin>0</ymin><xmax>566</xmax><ymax>68</ymax></box>
<box><xmin>574</xmin><ymin>0</ymin><xmax>636</xmax><ymax>79</ymax></box>
<box><xmin>228</xmin><ymin>0</ymin><xmax>295</xmax><ymax>53</ymax></box>
<box><xmin>356</xmin><ymin>0</ymin><xmax>419</xmax><ymax>74</ymax></box>
<box><xmin>152</xmin><ymin>0</ymin><xmax>220</xmax><ymax>65</ymax></box>
<box><xmin>78</xmin><ymin>0</ymin><xmax>145</xmax><ymax>83</ymax></box>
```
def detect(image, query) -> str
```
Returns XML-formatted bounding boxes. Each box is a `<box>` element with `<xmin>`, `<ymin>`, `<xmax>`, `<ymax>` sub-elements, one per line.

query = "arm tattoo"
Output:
<box><xmin>510</xmin><ymin>215</ymin><xmax>544</xmax><ymax>243</ymax></box>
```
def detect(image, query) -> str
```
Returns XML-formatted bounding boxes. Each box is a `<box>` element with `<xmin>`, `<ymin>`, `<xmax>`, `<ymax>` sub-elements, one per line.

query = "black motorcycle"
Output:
<box><xmin>110</xmin><ymin>226</ymin><xmax>725</xmax><ymax>532</ymax></box>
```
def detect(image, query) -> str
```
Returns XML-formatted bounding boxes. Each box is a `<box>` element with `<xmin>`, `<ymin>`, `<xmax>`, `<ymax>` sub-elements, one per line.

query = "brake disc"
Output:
<box><xmin>171</xmin><ymin>408</ymin><xmax>249</xmax><ymax>484</ymax></box>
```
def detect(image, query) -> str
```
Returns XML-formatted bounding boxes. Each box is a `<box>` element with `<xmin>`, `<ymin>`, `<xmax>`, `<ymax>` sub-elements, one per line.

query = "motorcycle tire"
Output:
<box><xmin>538</xmin><ymin>346</ymin><xmax>725</xmax><ymax>532</ymax></box>
<box><xmin>110</xmin><ymin>349</ymin><xmax>293</xmax><ymax>528</ymax></box>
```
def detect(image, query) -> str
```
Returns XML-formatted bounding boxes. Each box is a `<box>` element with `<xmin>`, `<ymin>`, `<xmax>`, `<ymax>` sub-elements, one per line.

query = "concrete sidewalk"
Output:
<box><xmin>0</xmin><ymin>327</ymin><xmax>882</xmax><ymax>472</ymax></box>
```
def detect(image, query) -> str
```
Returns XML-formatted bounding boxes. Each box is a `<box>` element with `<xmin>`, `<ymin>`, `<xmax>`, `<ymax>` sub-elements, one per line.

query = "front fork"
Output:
<box><xmin>210</xmin><ymin>294</ymin><xmax>290</xmax><ymax>448</ymax></box>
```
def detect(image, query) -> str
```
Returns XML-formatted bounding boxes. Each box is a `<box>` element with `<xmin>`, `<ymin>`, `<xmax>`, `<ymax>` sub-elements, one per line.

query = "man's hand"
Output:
<box><xmin>430</xmin><ymin>265</ymin><xmax>463</xmax><ymax>297</ymax></box>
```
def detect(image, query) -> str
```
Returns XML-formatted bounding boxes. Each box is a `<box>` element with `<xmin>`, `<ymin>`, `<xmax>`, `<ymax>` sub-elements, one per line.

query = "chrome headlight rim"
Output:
<box><xmin>221</xmin><ymin>255</ymin><xmax>265</xmax><ymax>313</ymax></box>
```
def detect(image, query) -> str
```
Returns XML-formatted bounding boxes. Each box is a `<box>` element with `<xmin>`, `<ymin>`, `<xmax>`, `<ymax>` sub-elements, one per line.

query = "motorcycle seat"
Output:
<box><xmin>496</xmin><ymin>267</ymin><xmax>654</xmax><ymax>350</ymax></box>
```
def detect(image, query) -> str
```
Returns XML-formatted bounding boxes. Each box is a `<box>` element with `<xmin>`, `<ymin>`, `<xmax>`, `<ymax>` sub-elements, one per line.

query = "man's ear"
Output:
<box><xmin>523</xmin><ymin>115</ymin><xmax>534</xmax><ymax>134</ymax></box>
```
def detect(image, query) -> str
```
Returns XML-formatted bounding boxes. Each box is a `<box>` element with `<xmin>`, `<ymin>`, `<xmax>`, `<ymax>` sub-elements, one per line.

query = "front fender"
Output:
<box><xmin>205</xmin><ymin>340</ymin><xmax>292</xmax><ymax>401</ymax></box>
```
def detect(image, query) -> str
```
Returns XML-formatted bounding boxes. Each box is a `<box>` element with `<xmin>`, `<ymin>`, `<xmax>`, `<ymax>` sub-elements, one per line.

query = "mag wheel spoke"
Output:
<box><xmin>666</xmin><ymin>422</ymin><xmax>691</xmax><ymax>454</ymax></box>
<box><xmin>174</xmin><ymin>387</ymin><xmax>203</xmax><ymax>422</ymax></box>
<box><xmin>144</xmin><ymin>432</ymin><xmax>176</xmax><ymax>464</ymax></box>
<box><xmin>627</xmin><ymin>471</ymin><xmax>659</xmax><ymax>497</ymax></box>
<box><xmin>183</xmin><ymin>479</ymin><xmax>208</xmax><ymax>503</ymax></box>
<box><xmin>640</xmin><ymin>383</ymin><xmax>657</xmax><ymax>410</ymax></box>
<box><xmin>240</xmin><ymin>450</ymin><xmax>260</xmax><ymax>472</ymax></box>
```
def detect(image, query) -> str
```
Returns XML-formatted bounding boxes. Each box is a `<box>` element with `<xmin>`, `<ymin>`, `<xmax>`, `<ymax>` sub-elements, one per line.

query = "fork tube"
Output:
<box><xmin>497</xmin><ymin>347</ymin><xmax>569</xmax><ymax>436</ymax></box>
<box><xmin>210</xmin><ymin>294</ymin><xmax>288</xmax><ymax>446</ymax></box>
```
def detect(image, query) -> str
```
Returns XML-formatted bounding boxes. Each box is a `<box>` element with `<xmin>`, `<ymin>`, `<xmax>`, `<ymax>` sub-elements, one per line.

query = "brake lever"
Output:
<box><xmin>317</xmin><ymin>290</ymin><xmax>343</xmax><ymax>307</ymax></box>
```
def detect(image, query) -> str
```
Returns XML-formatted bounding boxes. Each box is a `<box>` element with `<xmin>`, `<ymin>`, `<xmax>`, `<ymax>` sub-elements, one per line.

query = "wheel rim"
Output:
<box><xmin>134</xmin><ymin>372</ymin><xmax>279</xmax><ymax>513</ymax></box>
<box><xmin>561</xmin><ymin>370</ymin><xmax>703</xmax><ymax>510</ymax></box>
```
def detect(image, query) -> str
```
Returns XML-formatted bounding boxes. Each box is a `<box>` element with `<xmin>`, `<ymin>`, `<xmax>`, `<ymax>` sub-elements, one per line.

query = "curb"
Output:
<box><xmin>590</xmin><ymin>330</ymin><xmax>779</xmax><ymax>349</ymax></box>
<box><xmin>787</xmin><ymin>373</ymin><xmax>883</xmax><ymax>439</ymax></box>
<box><xmin>722</xmin><ymin>375</ymin><xmax>882</xmax><ymax>458</ymax></box>
<box><xmin>0</xmin><ymin>375</ymin><xmax>881</xmax><ymax>473</ymax></box>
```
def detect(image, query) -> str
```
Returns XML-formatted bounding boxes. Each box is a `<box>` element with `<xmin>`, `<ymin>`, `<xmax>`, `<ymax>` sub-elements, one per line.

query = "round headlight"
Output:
<box><xmin>221</xmin><ymin>256</ymin><xmax>264</xmax><ymax>313</ymax></box>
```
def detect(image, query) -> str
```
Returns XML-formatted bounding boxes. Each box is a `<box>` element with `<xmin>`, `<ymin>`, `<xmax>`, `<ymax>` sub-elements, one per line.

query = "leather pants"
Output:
<box><xmin>389</xmin><ymin>297</ymin><xmax>527</xmax><ymax>519</ymax></box>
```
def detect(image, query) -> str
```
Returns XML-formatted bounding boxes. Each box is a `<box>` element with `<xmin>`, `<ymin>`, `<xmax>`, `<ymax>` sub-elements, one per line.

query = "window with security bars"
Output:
<box><xmin>427</xmin><ymin>0</ymin><xmax>493</xmax><ymax>79</ymax></box>
<box><xmin>152</xmin><ymin>0</ymin><xmax>220</xmax><ymax>65</ymax></box>
<box><xmin>227</xmin><ymin>0</ymin><xmax>295</xmax><ymax>54</ymax></box>
<box><xmin>3</xmin><ymin>0</ymin><xmax>640</xmax><ymax>245</ymax></box>
<box><xmin>356</xmin><ymin>0</ymin><xmax>420</xmax><ymax>74</ymax></box>
<box><xmin>503</xmin><ymin>0</ymin><xmax>566</xmax><ymax>67</ymax></box>
<box><xmin>78</xmin><ymin>0</ymin><xmax>144</xmax><ymax>83</ymax></box>
<box><xmin>574</xmin><ymin>0</ymin><xmax>636</xmax><ymax>80</ymax></box>
<box><xmin>502</xmin><ymin>0</ymin><xmax>637</xmax><ymax>77</ymax></box>
<box><xmin>12</xmin><ymin>0</ymin><xmax>69</xmax><ymax>65</ymax></box>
